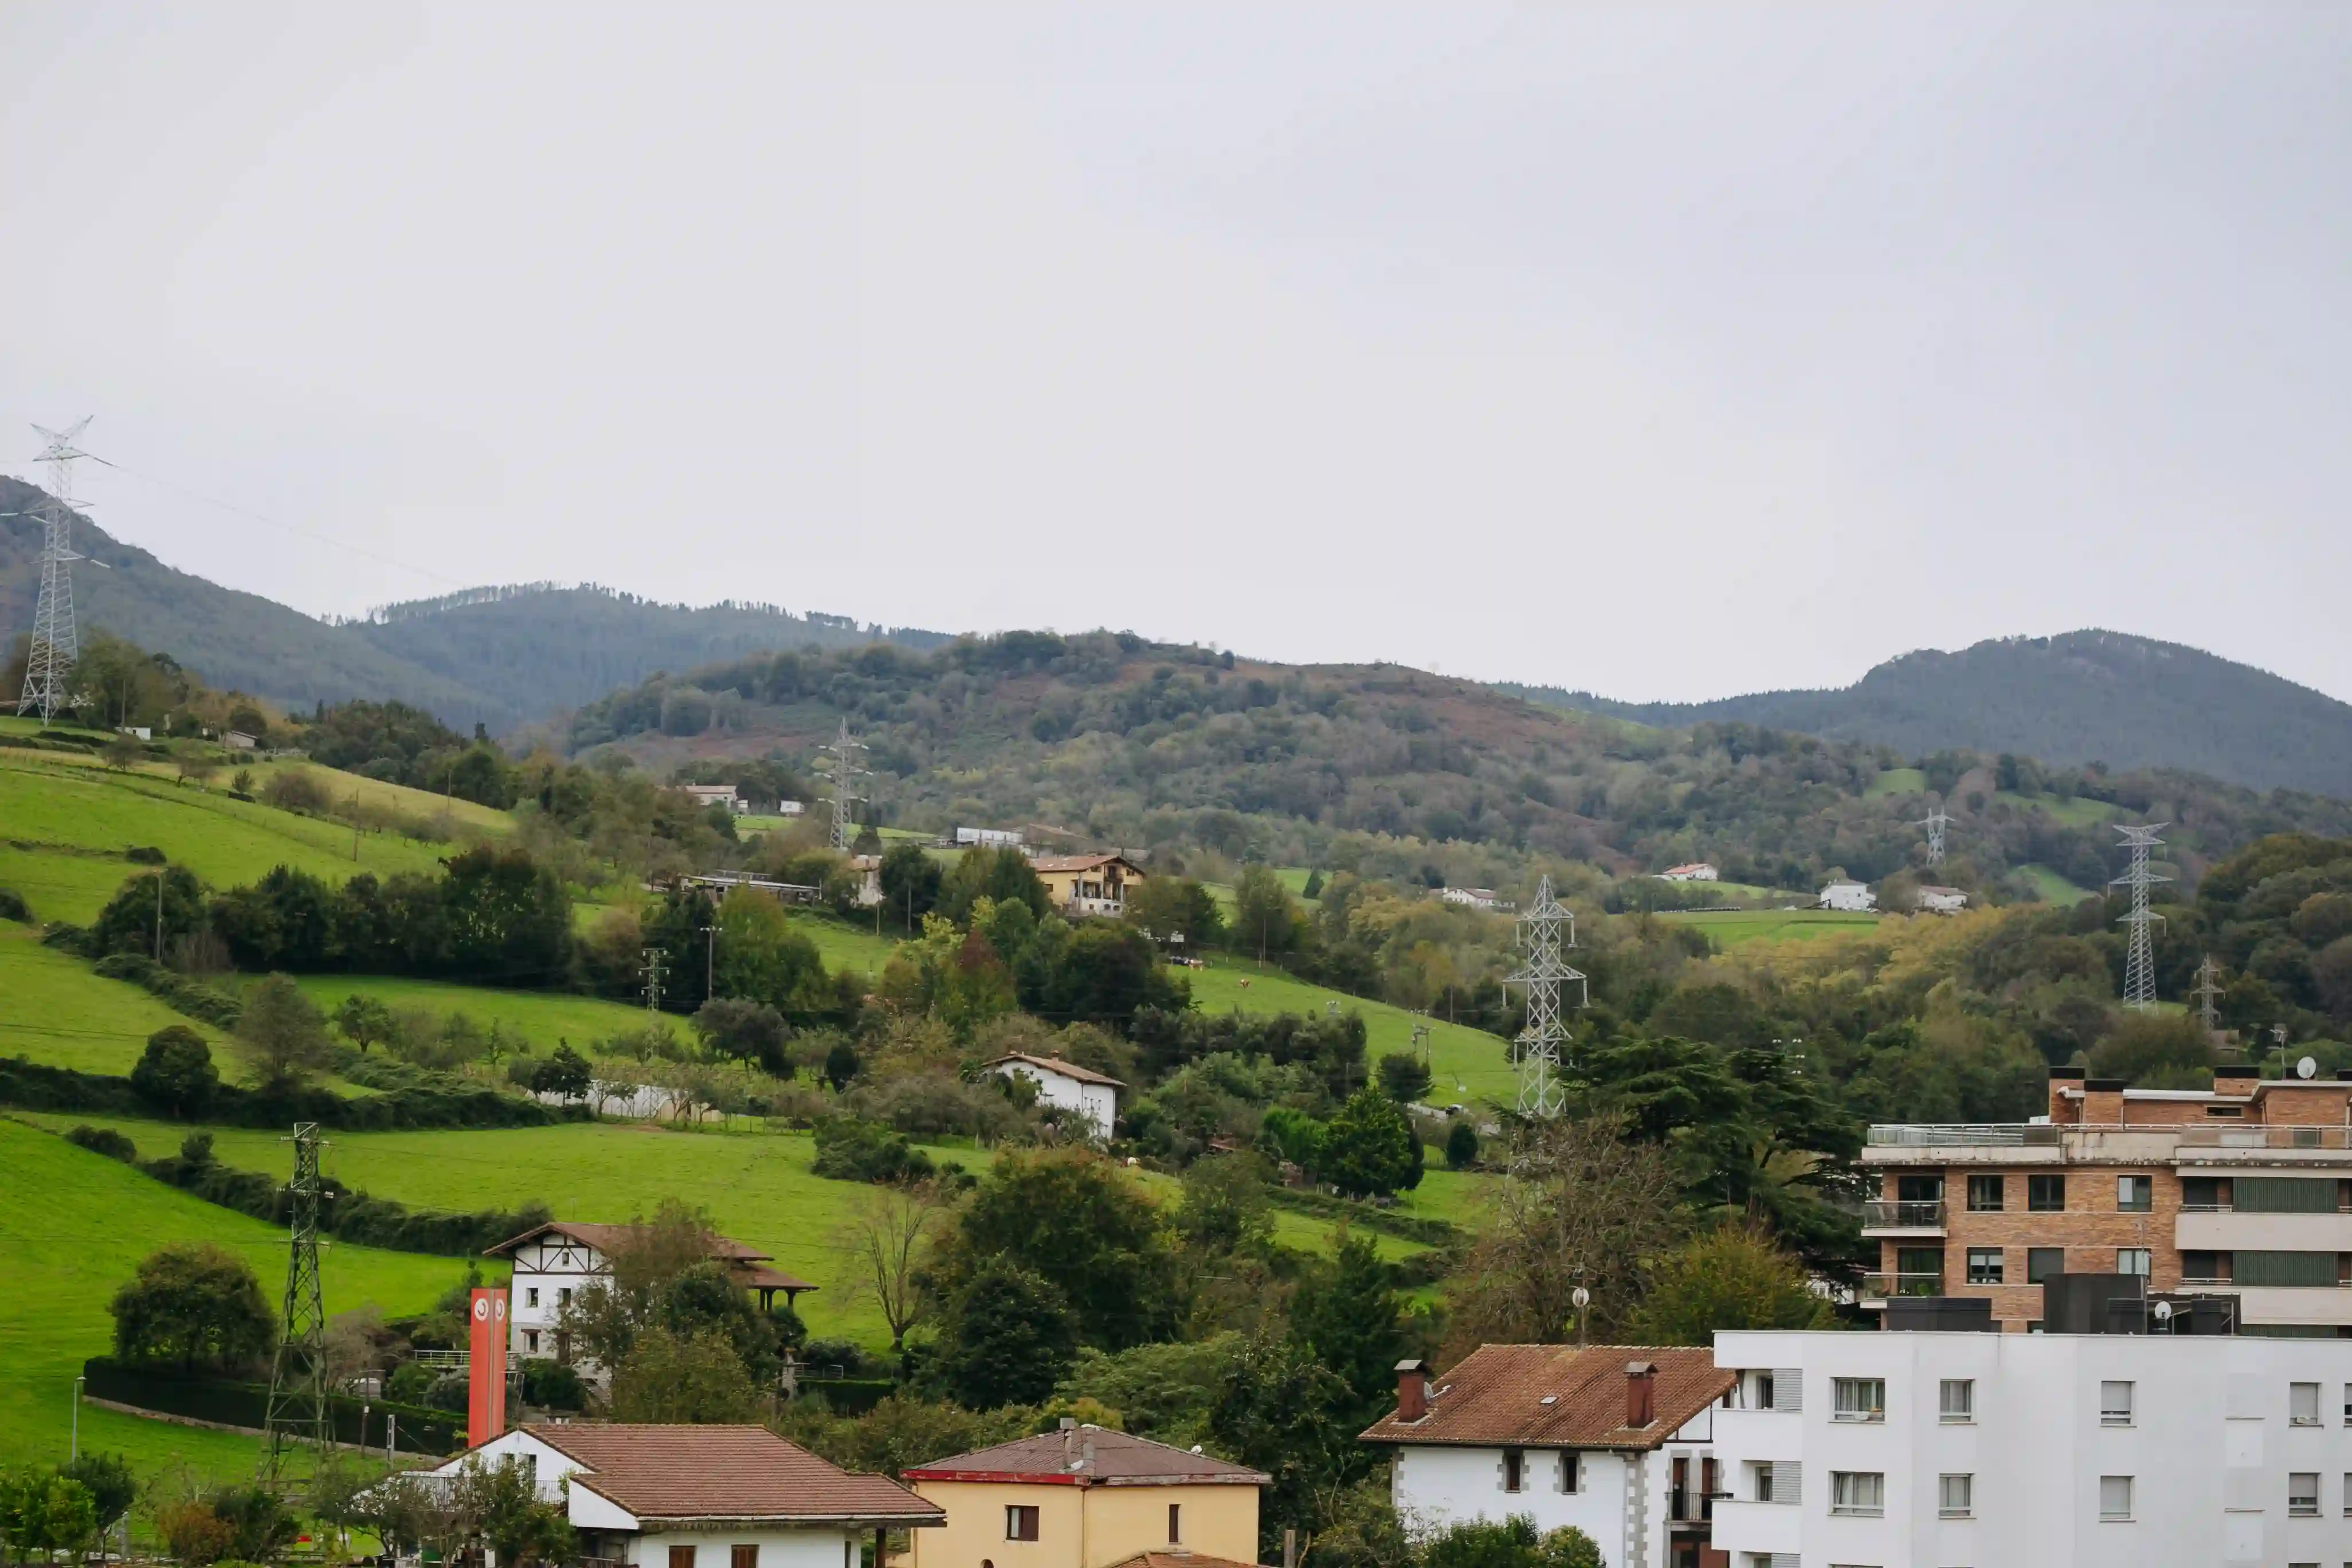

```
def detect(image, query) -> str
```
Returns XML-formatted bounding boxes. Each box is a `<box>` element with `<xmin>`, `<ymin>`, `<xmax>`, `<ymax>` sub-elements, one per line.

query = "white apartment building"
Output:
<box><xmin>1711</xmin><ymin>1327</ymin><xmax>2352</xmax><ymax>1568</ymax></box>
<box><xmin>1363</xmin><ymin>1347</ymin><xmax>1731</xmax><ymax>1568</ymax></box>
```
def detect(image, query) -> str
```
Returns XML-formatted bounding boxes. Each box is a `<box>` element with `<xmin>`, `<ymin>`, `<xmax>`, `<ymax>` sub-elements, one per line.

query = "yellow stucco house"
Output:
<box><xmin>900</xmin><ymin>1422</ymin><xmax>1265</xmax><ymax>1568</ymax></box>
<box><xmin>1028</xmin><ymin>853</ymin><xmax>1145</xmax><ymax>918</ymax></box>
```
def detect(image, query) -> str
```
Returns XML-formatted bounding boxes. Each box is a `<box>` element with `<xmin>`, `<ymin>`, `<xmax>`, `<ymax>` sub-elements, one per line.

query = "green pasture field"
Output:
<box><xmin>1655</xmin><ymin>908</ymin><xmax>1884</xmax><ymax>947</ymax></box>
<box><xmin>0</xmin><ymin>923</ymin><xmax>226</xmax><ymax>1075</ymax></box>
<box><xmin>0</xmin><ymin>759</ymin><xmax>453</xmax><ymax>923</ymax></box>
<box><xmin>1998</xmin><ymin>789</ymin><xmax>2123</xmax><ymax>828</ymax></box>
<box><xmin>288</xmin><ymin>975</ymin><xmax>660</xmax><ymax>1051</ymax></box>
<box><xmin>238</xmin><ymin>759</ymin><xmax>515</xmax><ymax>837</ymax></box>
<box><xmin>1864</xmin><ymin>768</ymin><xmax>1927</xmax><ymax>797</ymax></box>
<box><xmin>791</xmin><ymin>912</ymin><xmax>905</xmax><ymax>977</ymax></box>
<box><xmin>15</xmin><ymin>1118</ymin><xmax>989</xmax><ymax>1347</ymax></box>
<box><xmin>0</xmin><ymin>1116</ymin><xmax>472</xmax><ymax>1477</ymax></box>
<box><xmin>1186</xmin><ymin>957</ymin><xmax>1516</xmax><ymax>1107</ymax></box>
<box><xmin>2022</xmin><ymin>864</ymin><xmax>2099</xmax><ymax>905</ymax></box>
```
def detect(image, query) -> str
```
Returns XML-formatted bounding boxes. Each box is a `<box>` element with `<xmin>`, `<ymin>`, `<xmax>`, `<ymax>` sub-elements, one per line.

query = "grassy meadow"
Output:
<box><xmin>0</xmin><ymin>1117</ymin><xmax>473</xmax><ymax>1476</ymax></box>
<box><xmin>1655</xmin><ymin>907</ymin><xmax>1885</xmax><ymax>947</ymax></box>
<box><xmin>288</xmin><ymin>975</ymin><xmax>656</xmax><ymax>1050</ymax></box>
<box><xmin>1186</xmin><ymin>956</ymin><xmax>1516</xmax><ymax>1106</ymax></box>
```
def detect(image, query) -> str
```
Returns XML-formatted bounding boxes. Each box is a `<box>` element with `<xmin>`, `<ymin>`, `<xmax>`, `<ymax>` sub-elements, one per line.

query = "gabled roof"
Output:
<box><xmin>903</xmin><ymin>1426</ymin><xmax>1268</xmax><ymax>1488</ymax></box>
<box><xmin>484</xmin><ymin>1221</ymin><xmax>767</xmax><ymax>1266</ymax></box>
<box><xmin>1360</xmin><ymin>1345</ymin><xmax>1731</xmax><ymax>1452</ymax></box>
<box><xmin>986</xmin><ymin>1052</ymin><xmax>1127</xmax><ymax>1089</ymax></box>
<box><xmin>524</xmin><ymin>1425</ymin><xmax>939</xmax><ymax>1526</ymax></box>
<box><xmin>1029</xmin><ymin>852</ymin><xmax>1140</xmax><ymax>874</ymax></box>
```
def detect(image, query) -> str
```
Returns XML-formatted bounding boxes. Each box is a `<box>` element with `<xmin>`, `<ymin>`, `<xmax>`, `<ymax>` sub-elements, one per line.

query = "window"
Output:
<box><xmin>1168</xmin><ymin>1504</ymin><xmax>1181</xmax><ymax>1543</ymax></box>
<box><xmin>2029</xmin><ymin>1174</ymin><xmax>2066</xmax><ymax>1212</ymax></box>
<box><xmin>1967</xmin><ymin>1174</ymin><xmax>2005</xmax><ymax>1212</ymax></box>
<box><xmin>1897</xmin><ymin>1174</ymin><xmax>1943</xmax><ymax>1203</ymax></box>
<box><xmin>1939</xmin><ymin>1379</ymin><xmax>1975</xmax><ymax>1424</ymax></box>
<box><xmin>558</xmin><ymin>1287</ymin><xmax>573</xmax><ymax>1306</ymax></box>
<box><xmin>1558</xmin><ymin>1453</ymin><xmax>1581</xmax><ymax>1494</ymax></box>
<box><xmin>1829</xmin><ymin>1471</ymin><xmax>1884</xmax><ymax>1517</ymax></box>
<box><xmin>1832</xmin><ymin>1378</ymin><xmax>1885</xmax><ymax>1423</ymax></box>
<box><xmin>1503</xmin><ymin>1448</ymin><xmax>1524</xmax><ymax>1493</ymax></box>
<box><xmin>1005</xmin><ymin>1506</ymin><xmax>1039</xmax><ymax>1542</ymax></box>
<box><xmin>2117</xmin><ymin>1175</ymin><xmax>2153</xmax><ymax>1213</ymax></box>
<box><xmin>2293</xmin><ymin>1383</ymin><xmax>2322</xmax><ymax>1426</ymax></box>
<box><xmin>524</xmin><ymin>1330</ymin><xmax>540</xmax><ymax>1354</ymax></box>
<box><xmin>2028</xmin><ymin>1247</ymin><xmax>2066</xmax><ymax>1284</ymax></box>
<box><xmin>669</xmin><ymin>1549</ymin><xmax>695</xmax><ymax>1568</ymax></box>
<box><xmin>1751</xmin><ymin>1461</ymin><xmax>1798</xmax><ymax>1504</ymax></box>
<box><xmin>2099</xmin><ymin>1475</ymin><xmax>2133</xmax><ymax>1522</ymax></box>
<box><xmin>2290</xmin><ymin>1473</ymin><xmax>2319</xmax><ymax>1517</ymax></box>
<box><xmin>730</xmin><ymin>1546</ymin><xmax>757</xmax><ymax>1568</ymax></box>
<box><xmin>2118</xmin><ymin>1249</ymin><xmax>2151</xmax><ymax>1277</ymax></box>
<box><xmin>2184</xmin><ymin>1250</ymin><xmax>2230</xmax><ymax>1283</ymax></box>
<box><xmin>2182</xmin><ymin>1176</ymin><xmax>2225</xmax><ymax>1209</ymax></box>
<box><xmin>1966</xmin><ymin>1248</ymin><xmax>2005</xmax><ymax>1285</ymax></box>
<box><xmin>525</xmin><ymin>1287</ymin><xmax>540</xmax><ymax>1308</ymax></box>
<box><xmin>2344</xmin><ymin>1385</ymin><xmax>2352</xmax><ymax>1425</ymax></box>
<box><xmin>2343</xmin><ymin>1471</ymin><xmax>2352</xmax><ymax>1514</ymax></box>
<box><xmin>2100</xmin><ymin>1381</ymin><xmax>2135</xmax><ymax>1426</ymax></box>
<box><xmin>1939</xmin><ymin>1473</ymin><xmax>1973</xmax><ymax>1519</ymax></box>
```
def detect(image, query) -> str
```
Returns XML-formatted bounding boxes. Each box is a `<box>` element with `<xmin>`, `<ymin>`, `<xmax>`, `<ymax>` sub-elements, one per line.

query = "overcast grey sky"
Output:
<box><xmin>5</xmin><ymin>3</ymin><xmax>2349</xmax><ymax>703</ymax></box>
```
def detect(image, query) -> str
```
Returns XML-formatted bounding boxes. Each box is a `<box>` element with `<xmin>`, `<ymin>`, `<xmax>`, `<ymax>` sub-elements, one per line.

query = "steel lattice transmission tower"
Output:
<box><xmin>2111</xmin><ymin>824</ymin><xmax>2171</xmax><ymax>1012</ymax></box>
<box><xmin>1916</xmin><ymin>804</ymin><xmax>1955</xmax><ymax>868</ymax></box>
<box><xmin>816</xmin><ymin>718</ymin><xmax>870</xmax><ymax>853</ymax></box>
<box><xmin>2190</xmin><ymin>954</ymin><xmax>2225</xmax><ymax>1034</ymax></box>
<box><xmin>261</xmin><ymin>1123</ymin><xmax>331</xmax><ymax>1475</ymax></box>
<box><xmin>1503</xmin><ymin>875</ymin><xmax>1587</xmax><ymax>1118</ymax></box>
<box><xmin>14</xmin><ymin>418</ymin><xmax>93</xmax><ymax>724</ymax></box>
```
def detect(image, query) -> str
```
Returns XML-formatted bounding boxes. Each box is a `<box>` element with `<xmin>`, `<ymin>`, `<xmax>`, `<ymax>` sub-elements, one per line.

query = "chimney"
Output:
<box><xmin>1625</xmin><ymin>1361</ymin><xmax>1657</xmax><ymax>1428</ymax></box>
<box><xmin>1394</xmin><ymin>1359</ymin><xmax>1430</xmax><ymax>1422</ymax></box>
<box><xmin>2048</xmin><ymin>1065</ymin><xmax>2084</xmax><ymax>1123</ymax></box>
<box><xmin>2083</xmin><ymin>1078</ymin><xmax>2126</xmax><ymax>1124</ymax></box>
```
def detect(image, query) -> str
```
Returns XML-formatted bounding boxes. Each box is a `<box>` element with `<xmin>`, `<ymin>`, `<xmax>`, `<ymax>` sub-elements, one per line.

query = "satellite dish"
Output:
<box><xmin>2152</xmin><ymin>1300</ymin><xmax>2173</xmax><ymax>1322</ymax></box>
<box><xmin>2298</xmin><ymin>1056</ymin><xmax>2318</xmax><ymax>1081</ymax></box>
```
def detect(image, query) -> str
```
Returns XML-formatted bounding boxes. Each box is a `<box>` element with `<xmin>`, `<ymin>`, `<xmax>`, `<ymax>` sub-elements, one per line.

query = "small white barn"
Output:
<box><xmin>223</xmin><ymin>730</ymin><xmax>258</xmax><ymax>750</ymax></box>
<box><xmin>1365</xmin><ymin>1346</ymin><xmax>1731</xmax><ymax>1567</ymax></box>
<box><xmin>1656</xmin><ymin>863</ymin><xmax>1719</xmax><ymax>883</ymax></box>
<box><xmin>775</xmin><ymin>799</ymin><xmax>806</xmax><ymax>817</ymax></box>
<box><xmin>952</xmin><ymin>826</ymin><xmax>1024</xmax><ymax>849</ymax></box>
<box><xmin>986</xmin><ymin>1053</ymin><xmax>1123</xmax><ymax>1140</ymax></box>
<box><xmin>1916</xmin><ymin>883</ymin><xmax>1969</xmax><ymax>914</ymax></box>
<box><xmin>680</xmin><ymin>783</ymin><xmax>748</xmax><ymax>814</ymax></box>
<box><xmin>399</xmin><ymin>1424</ymin><xmax>940</xmax><ymax>1568</ymax></box>
<box><xmin>1818</xmin><ymin>879</ymin><xmax>1877</xmax><ymax>912</ymax></box>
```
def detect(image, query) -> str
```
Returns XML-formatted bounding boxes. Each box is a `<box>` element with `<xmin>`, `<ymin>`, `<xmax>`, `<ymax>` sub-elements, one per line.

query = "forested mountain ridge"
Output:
<box><xmin>0</xmin><ymin>478</ymin><xmax>947</xmax><ymax>730</ymax></box>
<box><xmin>1500</xmin><ymin>630</ymin><xmax>2352</xmax><ymax>797</ymax></box>
<box><xmin>562</xmin><ymin>632</ymin><xmax>2352</xmax><ymax>901</ymax></box>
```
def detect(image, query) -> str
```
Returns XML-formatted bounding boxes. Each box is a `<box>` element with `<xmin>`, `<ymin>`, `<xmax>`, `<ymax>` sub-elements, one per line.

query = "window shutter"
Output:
<box><xmin>1770</xmin><ymin>1461</ymin><xmax>1802</xmax><ymax>1504</ymax></box>
<box><xmin>1773</xmin><ymin>1371</ymin><xmax>1802</xmax><ymax>1412</ymax></box>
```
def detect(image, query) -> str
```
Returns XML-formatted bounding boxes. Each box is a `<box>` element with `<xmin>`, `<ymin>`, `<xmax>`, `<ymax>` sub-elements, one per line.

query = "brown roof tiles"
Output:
<box><xmin>1359</xmin><ymin>1344</ymin><xmax>1730</xmax><ymax>1452</ymax></box>
<box><xmin>524</xmin><ymin>1425</ymin><xmax>940</xmax><ymax>1525</ymax></box>
<box><xmin>903</xmin><ymin>1426</ymin><xmax>1268</xmax><ymax>1488</ymax></box>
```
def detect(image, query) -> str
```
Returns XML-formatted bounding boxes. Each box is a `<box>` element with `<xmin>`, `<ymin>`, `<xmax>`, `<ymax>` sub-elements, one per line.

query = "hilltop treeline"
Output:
<box><xmin>563</xmin><ymin>630</ymin><xmax>2352</xmax><ymax>899</ymax></box>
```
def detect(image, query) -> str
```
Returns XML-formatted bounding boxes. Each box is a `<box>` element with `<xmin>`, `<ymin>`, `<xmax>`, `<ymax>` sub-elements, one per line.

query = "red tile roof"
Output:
<box><xmin>524</xmin><ymin>1425</ymin><xmax>941</xmax><ymax>1526</ymax></box>
<box><xmin>903</xmin><ymin>1426</ymin><xmax>1267</xmax><ymax>1488</ymax></box>
<box><xmin>1359</xmin><ymin>1345</ymin><xmax>1731</xmax><ymax>1452</ymax></box>
<box><xmin>483</xmin><ymin>1221</ymin><xmax>771</xmax><ymax>1263</ymax></box>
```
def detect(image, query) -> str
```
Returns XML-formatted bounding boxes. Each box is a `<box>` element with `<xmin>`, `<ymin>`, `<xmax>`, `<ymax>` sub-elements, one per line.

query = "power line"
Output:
<box><xmin>261</xmin><ymin>1122</ymin><xmax>331</xmax><ymax>1475</ymax></box>
<box><xmin>15</xmin><ymin>419</ymin><xmax>91</xmax><ymax>724</ymax></box>
<box><xmin>1503</xmin><ymin>874</ymin><xmax>1586</xmax><ymax>1119</ymax></box>
<box><xmin>2111</xmin><ymin>823</ymin><xmax>2170</xmax><ymax>1012</ymax></box>
<box><xmin>1916</xmin><ymin>804</ymin><xmax>1955</xmax><ymax>868</ymax></box>
<box><xmin>814</xmin><ymin>718</ymin><xmax>871</xmax><ymax>854</ymax></box>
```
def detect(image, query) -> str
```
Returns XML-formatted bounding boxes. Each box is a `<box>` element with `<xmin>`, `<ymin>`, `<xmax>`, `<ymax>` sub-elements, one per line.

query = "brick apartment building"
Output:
<box><xmin>1863</xmin><ymin>1064</ymin><xmax>2352</xmax><ymax>1334</ymax></box>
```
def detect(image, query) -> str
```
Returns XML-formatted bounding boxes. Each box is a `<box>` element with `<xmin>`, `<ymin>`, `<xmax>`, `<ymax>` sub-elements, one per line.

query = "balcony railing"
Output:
<box><xmin>1861</xmin><ymin>1200</ymin><xmax>1946</xmax><ymax>1229</ymax></box>
<box><xmin>1859</xmin><ymin>1271</ymin><xmax>1944</xmax><ymax>1300</ymax></box>
<box><xmin>1870</xmin><ymin>1123</ymin><xmax>2352</xmax><ymax>1151</ymax></box>
<box><xmin>1870</xmin><ymin>1124</ymin><xmax>2060</xmax><ymax>1147</ymax></box>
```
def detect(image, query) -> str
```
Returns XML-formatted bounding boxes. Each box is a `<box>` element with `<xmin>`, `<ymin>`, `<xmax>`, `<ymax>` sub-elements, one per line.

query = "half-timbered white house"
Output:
<box><xmin>483</xmin><ymin>1221</ymin><xmax>817</xmax><ymax>1370</ymax></box>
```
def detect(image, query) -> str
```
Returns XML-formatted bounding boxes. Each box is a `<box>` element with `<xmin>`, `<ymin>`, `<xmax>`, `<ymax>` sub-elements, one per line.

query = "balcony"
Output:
<box><xmin>1861</xmin><ymin>1199</ymin><xmax>1946</xmax><ymax>1234</ymax></box>
<box><xmin>1858</xmin><ymin>1271</ymin><xmax>1944</xmax><ymax>1304</ymax></box>
<box><xmin>1870</xmin><ymin>1124</ymin><xmax>2059</xmax><ymax>1147</ymax></box>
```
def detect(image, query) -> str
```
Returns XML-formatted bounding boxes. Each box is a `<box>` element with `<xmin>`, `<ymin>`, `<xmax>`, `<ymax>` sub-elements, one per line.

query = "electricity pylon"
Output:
<box><xmin>260</xmin><ymin>1123</ymin><xmax>330</xmax><ymax>1475</ymax></box>
<box><xmin>14</xmin><ymin>419</ymin><xmax>93</xmax><ymax>723</ymax></box>
<box><xmin>1916</xmin><ymin>804</ymin><xmax>1955</xmax><ymax>868</ymax></box>
<box><xmin>2190</xmin><ymin>954</ymin><xmax>2224</xmax><ymax>1034</ymax></box>
<box><xmin>816</xmin><ymin>718</ymin><xmax>870</xmax><ymax>852</ymax></box>
<box><xmin>1503</xmin><ymin>876</ymin><xmax>1586</xmax><ymax>1118</ymax></box>
<box><xmin>2111</xmin><ymin>824</ymin><xmax>2170</xmax><ymax>1012</ymax></box>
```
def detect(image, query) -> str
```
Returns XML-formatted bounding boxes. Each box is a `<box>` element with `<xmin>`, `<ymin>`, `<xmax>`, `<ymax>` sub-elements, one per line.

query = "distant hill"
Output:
<box><xmin>1500</xmin><ymin>632</ymin><xmax>2352</xmax><ymax>798</ymax></box>
<box><xmin>0</xmin><ymin>477</ymin><xmax>947</xmax><ymax>730</ymax></box>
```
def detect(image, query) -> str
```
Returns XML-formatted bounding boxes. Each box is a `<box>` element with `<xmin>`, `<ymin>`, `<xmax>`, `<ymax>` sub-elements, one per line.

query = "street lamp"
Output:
<box><xmin>70</xmin><ymin>1374</ymin><xmax>84</xmax><ymax>1459</ymax></box>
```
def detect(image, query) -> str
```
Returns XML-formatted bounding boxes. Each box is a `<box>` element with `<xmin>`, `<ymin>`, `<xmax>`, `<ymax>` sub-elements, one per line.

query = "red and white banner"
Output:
<box><xmin>467</xmin><ymin>1288</ymin><xmax>509</xmax><ymax>1447</ymax></box>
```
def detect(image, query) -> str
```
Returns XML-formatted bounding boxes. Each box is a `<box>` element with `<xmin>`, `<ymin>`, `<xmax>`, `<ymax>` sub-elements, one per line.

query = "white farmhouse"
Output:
<box><xmin>402</xmin><ymin>1424</ymin><xmax>940</xmax><ymax>1568</ymax></box>
<box><xmin>1915</xmin><ymin>884</ymin><xmax>1969</xmax><ymax>914</ymax></box>
<box><xmin>985</xmin><ymin>1053</ymin><xmax>1123</xmax><ymax>1140</ymax></box>
<box><xmin>1363</xmin><ymin>1346</ymin><xmax>1731</xmax><ymax>1568</ymax></box>
<box><xmin>1712</xmin><ymin>1326</ymin><xmax>2352</xmax><ymax>1568</ymax></box>
<box><xmin>1818</xmin><ymin>880</ymin><xmax>1877</xmax><ymax>912</ymax></box>
<box><xmin>1437</xmin><ymin>887</ymin><xmax>1503</xmax><ymax>910</ymax></box>
<box><xmin>484</xmin><ymin>1221</ymin><xmax>816</xmax><ymax>1367</ymax></box>
<box><xmin>952</xmin><ymin>826</ymin><xmax>1024</xmax><ymax>849</ymax></box>
<box><xmin>680</xmin><ymin>783</ymin><xmax>748</xmax><ymax>814</ymax></box>
<box><xmin>775</xmin><ymin>799</ymin><xmax>806</xmax><ymax>817</ymax></box>
<box><xmin>1656</xmin><ymin>863</ymin><xmax>1719</xmax><ymax>883</ymax></box>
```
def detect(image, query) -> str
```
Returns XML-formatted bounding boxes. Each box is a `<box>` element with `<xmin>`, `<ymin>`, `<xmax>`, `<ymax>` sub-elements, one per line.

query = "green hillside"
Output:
<box><xmin>1655</xmin><ymin>908</ymin><xmax>1885</xmax><ymax>947</ymax></box>
<box><xmin>0</xmin><ymin>1117</ymin><xmax>469</xmax><ymax>1475</ymax></box>
<box><xmin>288</xmin><ymin>975</ymin><xmax>653</xmax><ymax>1049</ymax></box>
<box><xmin>0</xmin><ymin>923</ymin><xmax>226</xmax><ymax>1075</ymax></box>
<box><xmin>1187</xmin><ymin>957</ymin><xmax>1514</xmax><ymax>1106</ymax></box>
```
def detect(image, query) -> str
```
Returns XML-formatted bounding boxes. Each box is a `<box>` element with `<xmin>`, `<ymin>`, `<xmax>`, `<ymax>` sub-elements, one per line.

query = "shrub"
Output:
<box><xmin>124</xmin><ymin>846</ymin><xmax>166</xmax><ymax>865</ymax></box>
<box><xmin>0</xmin><ymin>888</ymin><xmax>29</xmax><ymax>923</ymax></box>
<box><xmin>64</xmin><ymin>1124</ymin><xmax>137</xmax><ymax>1162</ymax></box>
<box><xmin>130</xmin><ymin>1026</ymin><xmax>221</xmax><ymax>1117</ymax></box>
<box><xmin>1444</xmin><ymin>1118</ymin><xmax>1480</xmax><ymax>1170</ymax></box>
<box><xmin>812</xmin><ymin>1116</ymin><xmax>935</xmax><ymax>1185</ymax></box>
<box><xmin>109</xmin><ymin>1242</ymin><xmax>274</xmax><ymax>1375</ymax></box>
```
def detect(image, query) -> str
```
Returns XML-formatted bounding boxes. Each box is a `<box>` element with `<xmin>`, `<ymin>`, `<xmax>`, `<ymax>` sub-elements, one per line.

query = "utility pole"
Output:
<box><xmin>2111</xmin><ymin>824</ymin><xmax>2170</xmax><ymax>1012</ymax></box>
<box><xmin>1503</xmin><ymin>876</ymin><xmax>1587</xmax><ymax>1119</ymax></box>
<box><xmin>261</xmin><ymin>1123</ymin><xmax>330</xmax><ymax>1476</ymax></box>
<box><xmin>640</xmin><ymin>948</ymin><xmax>667</xmax><ymax>1014</ymax></box>
<box><xmin>699</xmin><ymin>922</ymin><xmax>717</xmax><ymax>1001</ymax></box>
<box><xmin>15</xmin><ymin>418</ymin><xmax>92</xmax><ymax>725</ymax></box>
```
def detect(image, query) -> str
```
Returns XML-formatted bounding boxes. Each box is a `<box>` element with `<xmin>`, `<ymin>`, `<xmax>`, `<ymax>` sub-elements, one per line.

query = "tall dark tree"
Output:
<box><xmin>130</xmin><ymin>1026</ymin><xmax>219</xmax><ymax>1118</ymax></box>
<box><xmin>927</xmin><ymin>1257</ymin><xmax>1077</xmax><ymax>1410</ymax></box>
<box><xmin>109</xmin><ymin>1243</ymin><xmax>275</xmax><ymax>1374</ymax></box>
<box><xmin>1288</xmin><ymin>1231</ymin><xmax>1408</xmax><ymax>1426</ymax></box>
<box><xmin>937</xmin><ymin>1148</ymin><xmax>1182</xmax><ymax>1350</ymax></box>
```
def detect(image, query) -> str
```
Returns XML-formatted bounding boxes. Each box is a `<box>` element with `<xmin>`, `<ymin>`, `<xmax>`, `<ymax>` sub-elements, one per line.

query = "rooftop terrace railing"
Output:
<box><xmin>1869</xmin><ymin>1123</ymin><xmax>2352</xmax><ymax>1150</ymax></box>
